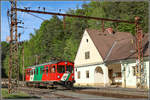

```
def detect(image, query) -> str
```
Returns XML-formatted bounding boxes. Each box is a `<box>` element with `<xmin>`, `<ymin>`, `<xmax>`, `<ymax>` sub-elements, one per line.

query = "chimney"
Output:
<box><xmin>106</xmin><ymin>27</ymin><xmax>115</xmax><ymax>34</ymax></box>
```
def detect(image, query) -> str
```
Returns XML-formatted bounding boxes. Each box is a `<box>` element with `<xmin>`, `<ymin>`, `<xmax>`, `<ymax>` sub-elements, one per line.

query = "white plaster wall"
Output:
<box><xmin>121</xmin><ymin>61</ymin><xmax>137</xmax><ymax>87</ymax></box>
<box><xmin>126</xmin><ymin>63</ymin><xmax>136</xmax><ymax>87</ymax></box>
<box><xmin>74</xmin><ymin>64</ymin><xmax>109</xmax><ymax>86</ymax></box>
<box><xmin>145</xmin><ymin>61</ymin><xmax>149</xmax><ymax>88</ymax></box>
<box><xmin>74</xmin><ymin>30</ymin><xmax>103</xmax><ymax>67</ymax></box>
<box><xmin>121</xmin><ymin>59</ymin><xmax>149</xmax><ymax>88</ymax></box>
<box><xmin>75</xmin><ymin>66</ymin><xmax>94</xmax><ymax>84</ymax></box>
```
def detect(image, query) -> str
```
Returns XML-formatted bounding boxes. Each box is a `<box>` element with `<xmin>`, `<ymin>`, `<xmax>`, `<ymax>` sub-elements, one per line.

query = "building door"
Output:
<box><xmin>108</xmin><ymin>69</ymin><xmax>113</xmax><ymax>84</ymax></box>
<box><xmin>108</xmin><ymin>69</ymin><xmax>113</xmax><ymax>79</ymax></box>
<box><xmin>94</xmin><ymin>67</ymin><xmax>104</xmax><ymax>85</ymax></box>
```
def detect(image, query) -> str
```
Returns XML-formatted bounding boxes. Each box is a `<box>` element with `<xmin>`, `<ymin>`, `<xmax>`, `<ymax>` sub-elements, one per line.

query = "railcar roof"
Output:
<box><xmin>26</xmin><ymin>61</ymin><xmax>74</xmax><ymax>69</ymax></box>
<box><xmin>26</xmin><ymin>61</ymin><xmax>57</xmax><ymax>69</ymax></box>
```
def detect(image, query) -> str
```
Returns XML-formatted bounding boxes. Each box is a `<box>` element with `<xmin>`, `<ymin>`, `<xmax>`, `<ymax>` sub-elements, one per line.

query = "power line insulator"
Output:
<box><xmin>43</xmin><ymin>7</ymin><xmax>45</xmax><ymax>12</ymax></box>
<box><xmin>59</xmin><ymin>9</ymin><xmax>61</xmax><ymax>12</ymax></box>
<box><xmin>38</xmin><ymin>7</ymin><xmax>40</xmax><ymax>10</ymax></box>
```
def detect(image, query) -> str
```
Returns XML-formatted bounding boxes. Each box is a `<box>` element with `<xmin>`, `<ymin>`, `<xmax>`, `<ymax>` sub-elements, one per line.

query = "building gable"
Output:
<box><xmin>74</xmin><ymin>30</ymin><xmax>103</xmax><ymax>67</ymax></box>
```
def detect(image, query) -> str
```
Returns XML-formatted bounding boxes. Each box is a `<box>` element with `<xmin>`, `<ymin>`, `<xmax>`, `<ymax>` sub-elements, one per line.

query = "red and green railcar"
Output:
<box><xmin>25</xmin><ymin>61</ymin><xmax>75</xmax><ymax>87</ymax></box>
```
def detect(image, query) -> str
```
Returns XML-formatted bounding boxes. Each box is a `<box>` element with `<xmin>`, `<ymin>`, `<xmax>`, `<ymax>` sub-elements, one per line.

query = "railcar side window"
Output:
<box><xmin>66</xmin><ymin>65</ymin><xmax>73</xmax><ymax>73</ymax></box>
<box><xmin>40</xmin><ymin>68</ymin><xmax>42</xmax><ymax>74</ymax></box>
<box><xmin>36</xmin><ymin>69</ymin><xmax>38</xmax><ymax>74</ymax></box>
<box><xmin>51</xmin><ymin>65</ymin><xmax>56</xmax><ymax>73</ymax></box>
<box><xmin>42</xmin><ymin>68</ymin><xmax>45</xmax><ymax>73</ymax></box>
<box><xmin>57</xmin><ymin>65</ymin><xmax>65</xmax><ymax>73</ymax></box>
<box><xmin>34</xmin><ymin>69</ymin><xmax>35</xmax><ymax>74</ymax></box>
<box><xmin>49</xmin><ymin>66</ymin><xmax>51</xmax><ymax>73</ymax></box>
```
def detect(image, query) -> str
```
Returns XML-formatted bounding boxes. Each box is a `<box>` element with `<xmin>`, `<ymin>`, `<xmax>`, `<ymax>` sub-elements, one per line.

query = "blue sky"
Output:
<box><xmin>1</xmin><ymin>1</ymin><xmax>90</xmax><ymax>41</ymax></box>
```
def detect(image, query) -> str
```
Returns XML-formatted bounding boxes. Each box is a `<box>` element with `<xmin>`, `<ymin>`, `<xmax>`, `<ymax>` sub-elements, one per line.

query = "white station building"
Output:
<box><xmin>74</xmin><ymin>29</ymin><xmax>149</xmax><ymax>88</ymax></box>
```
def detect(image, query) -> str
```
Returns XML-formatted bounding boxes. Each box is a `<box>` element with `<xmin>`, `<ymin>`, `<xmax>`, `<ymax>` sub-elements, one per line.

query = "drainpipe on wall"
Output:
<box><xmin>123</xmin><ymin>66</ymin><xmax>126</xmax><ymax>88</ymax></box>
<box><xmin>121</xmin><ymin>61</ymin><xmax>126</xmax><ymax>88</ymax></box>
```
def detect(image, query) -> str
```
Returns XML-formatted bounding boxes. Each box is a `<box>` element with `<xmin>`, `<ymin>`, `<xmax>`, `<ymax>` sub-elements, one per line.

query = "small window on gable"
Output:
<box><xmin>78</xmin><ymin>71</ymin><xmax>80</xmax><ymax>79</ymax></box>
<box><xmin>86</xmin><ymin>39</ymin><xmax>88</xmax><ymax>43</ymax></box>
<box><xmin>86</xmin><ymin>70</ymin><xmax>89</xmax><ymax>78</ymax></box>
<box><xmin>85</xmin><ymin>51</ymin><xmax>90</xmax><ymax>59</ymax></box>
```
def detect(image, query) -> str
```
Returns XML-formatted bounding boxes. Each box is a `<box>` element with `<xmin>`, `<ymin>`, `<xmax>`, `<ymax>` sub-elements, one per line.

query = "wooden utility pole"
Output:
<box><xmin>22</xmin><ymin>46</ymin><xmax>24</xmax><ymax>82</ymax></box>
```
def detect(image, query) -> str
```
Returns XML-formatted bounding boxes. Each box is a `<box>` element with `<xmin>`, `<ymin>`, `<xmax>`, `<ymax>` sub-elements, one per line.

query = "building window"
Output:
<box><xmin>85</xmin><ymin>51</ymin><xmax>90</xmax><ymax>59</ymax></box>
<box><xmin>132</xmin><ymin>66</ymin><xmax>136</xmax><ymax>76</ymax></box>
<box><xmin>76</xmin><ymin>68</ymin><xmax>77</xmax><ymax>72</ymax></box>
<box><xmin>86</xmin><ymin>70</ymin><xmax>89</xmax><ymax>78</ymax></box>
<box><xmin>78</xmin><ymin>71</ymin><xmax>80</xmax><ymax>79</ymax></box>
<box><xmin>95</xmin><ymin>67</ymin><xmax>103</xmax><ymax>74</ymax></box>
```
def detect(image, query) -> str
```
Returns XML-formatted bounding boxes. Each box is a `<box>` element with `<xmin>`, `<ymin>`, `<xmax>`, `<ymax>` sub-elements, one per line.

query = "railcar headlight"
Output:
<box><xmin>57</xmin><ymin>75</ymin><xmax>60</xmax><ymax>78</ymax></box>
<box><xmin>72</xmin><ymin>76</ymin><xmax>74</xmax><ymax>79</ymax></box>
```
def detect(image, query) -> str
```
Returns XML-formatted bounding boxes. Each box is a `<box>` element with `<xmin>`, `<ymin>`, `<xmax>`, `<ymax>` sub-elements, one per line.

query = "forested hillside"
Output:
<box><xmin>2</xmin><ymin>1</ymin><xmax>148</xmax><ymax>78</ymax></box>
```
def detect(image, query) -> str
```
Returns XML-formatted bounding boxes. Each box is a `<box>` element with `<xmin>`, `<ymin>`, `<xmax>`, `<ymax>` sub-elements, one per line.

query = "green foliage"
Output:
<box><xmin>1</xmin><ymin>41</ymin><xmax>9</xmax><ymax>78</ymax></box>
<box><xmin>2</xmin><ymin>1</ymin><xmax>148</xmax><ymax>78</ymax></box>
<box><xmin>2</xmin><ymin>88</ymin><xmax>37</xmax><ymax>99</ymax></box>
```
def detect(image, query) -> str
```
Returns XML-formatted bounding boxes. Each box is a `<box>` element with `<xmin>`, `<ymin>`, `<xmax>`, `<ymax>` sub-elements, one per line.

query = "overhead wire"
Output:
<box><xmin>13</xmin><ymin>1</ymin><xmax>83</xmax><ymax>41</ymax></box>
<box><xmin>26</xmin><ymin>12</ymin><xmax>46</xmax><ymax>21</ymax></box>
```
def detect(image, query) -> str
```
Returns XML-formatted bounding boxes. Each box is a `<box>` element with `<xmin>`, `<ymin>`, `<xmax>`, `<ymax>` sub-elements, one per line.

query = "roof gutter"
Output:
<box><xmin>104</xmin><ymin>41</ymin><xmax>117</xmax><ymax>62</ymax></box>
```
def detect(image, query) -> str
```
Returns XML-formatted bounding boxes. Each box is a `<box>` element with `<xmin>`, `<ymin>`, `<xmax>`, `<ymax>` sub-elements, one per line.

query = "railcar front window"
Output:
<box><xmin>28</xmin><ymin>70</ymin><xmax>30</xmax><ymax>75</ymax></box>
<box><xmin>66</xmin><ymin>65</ymin><xmax>73</xmax><ymax>73</ymax></box>
<box><xmin>46</xmin><ymin>68</ymin><xmax>48</xmax><ymax>74</ymax></box>
<box><xmin>57</xmin><ymin>65</ymin><xmax>65</xmax><ymax>73</ymax></box>
<box><xmin>30</xmin><ymin>70</ymin><xmax>33</xmax><ymax>75</ymax></box>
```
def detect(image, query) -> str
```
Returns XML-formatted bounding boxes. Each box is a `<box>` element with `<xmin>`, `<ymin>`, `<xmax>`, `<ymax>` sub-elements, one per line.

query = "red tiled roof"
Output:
<box><xmin>86</xmin><ymin>29</ymin><xmax>149</xmax><ymax>62</ymax></box>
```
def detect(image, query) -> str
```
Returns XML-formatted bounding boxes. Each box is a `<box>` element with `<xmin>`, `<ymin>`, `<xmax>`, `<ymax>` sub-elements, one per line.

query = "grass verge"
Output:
<box><xmin>2</xmin><ymin>88</ymin><xmax>39</xmax><ymax>99</ymax></box>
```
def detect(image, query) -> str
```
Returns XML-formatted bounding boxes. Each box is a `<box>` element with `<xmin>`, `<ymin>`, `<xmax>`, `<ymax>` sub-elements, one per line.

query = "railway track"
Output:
<box><xmin>2</xmin><ymin>79</ymin><xmax>148</xmax><ymax>99</ymax></box>
<box><xmin>17</xmin><ymin>86</ymin><xmax>79</xmax><ymax>99</ymax></box>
